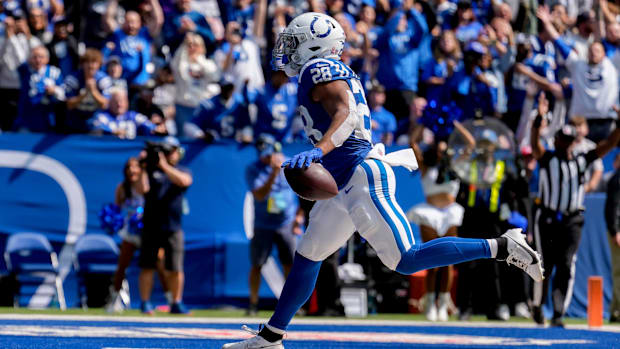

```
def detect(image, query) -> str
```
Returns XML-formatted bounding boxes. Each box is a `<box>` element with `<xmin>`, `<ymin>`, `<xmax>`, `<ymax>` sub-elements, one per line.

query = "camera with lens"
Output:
<box><xmin>142</xmin><ymin>141</ymin><xmax>176</xmax><ymax>172</ymax></box>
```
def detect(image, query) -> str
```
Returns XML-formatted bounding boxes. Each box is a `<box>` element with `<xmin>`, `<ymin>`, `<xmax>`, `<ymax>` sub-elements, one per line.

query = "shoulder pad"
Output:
<box><xmin>299</xmin><ymin>58</ymin><xmax>355</xmax><ymax>88</ymax></box>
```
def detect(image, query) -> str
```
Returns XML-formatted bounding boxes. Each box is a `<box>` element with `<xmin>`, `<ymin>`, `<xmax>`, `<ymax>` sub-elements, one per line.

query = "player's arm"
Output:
<box><xmin>282</xmin><ymin>79</ymin><xmax>353</xmax><ymax>169</ymax></box>
<box><xmin>311</xmin><ymin>80</ymin><xmax>353</xmax><ymax>156</ymax></box>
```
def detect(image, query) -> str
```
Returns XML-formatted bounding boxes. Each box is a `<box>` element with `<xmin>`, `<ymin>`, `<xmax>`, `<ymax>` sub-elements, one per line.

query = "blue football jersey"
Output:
<box><xmin>507</xmin><ymin>57</ymin><xmax>555</xmax><ymax>113</ymax></box>
<box><xmin>102</xmin><ymin>28</ymin><xmax>151</xmax><ymax>85</ymax></box>
<box><xmin>191</xmin><ymin>94</ymin><xmax>251</xmax><ymax>140</ymax></box>
<box><xmin>297</xmin><ymin>58</ymin><xmax>373</xmax><ymax>189</ymax></box>
<box><xmin>14</xmin><ymin>64</ymin><xmax>64</xmax><ymax>132</ymax></box>
<box><xmin>89</xmin><ymin>110</ymin><xmax>156</xmax><ymax>139</ymax></box>
<box><xmin>251</xmin><ymin>82</ymin><xmax>298</xmax><ymax>142</ymax></box>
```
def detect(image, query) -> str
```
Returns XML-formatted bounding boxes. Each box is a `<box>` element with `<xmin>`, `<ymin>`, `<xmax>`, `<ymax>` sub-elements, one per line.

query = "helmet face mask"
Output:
<box><xmin>271</xmin><ymin>12</ymin><xmax>345</xmax><ymax>77</ymax></box>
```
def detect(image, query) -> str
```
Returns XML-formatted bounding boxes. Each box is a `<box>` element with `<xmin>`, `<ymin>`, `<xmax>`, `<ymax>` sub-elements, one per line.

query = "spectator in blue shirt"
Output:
<box><xmin>376</xmin><ymin>0</ymin><xmax>428</xmax><ymax>120</ymax></box>
<box><xmin>448</xmin><ymin>42</ymin><xmax>494</xmax><ymax>119</ymax></box>
<box><xmin>13</xmin><ymin>45</ymin><xmax>65</xmax><ymax>132</ymax></box>
<box><xmin>163</xmin><ymin>0</ymin><xmax>216</xmax><ymax>54</ymax></box>
<box><xmin>184</xmin><ymin>78</ymin><xmax>252</xmax><ymax>143</ymax></box>
<box><xmin>244</xmin><ymin>134</ymin><xmax>302</xmax><ymax>315</ymax></box>
<box><xmin>102</xmin><ymin>0</ymin><xmax>163</xmax><ymax>87</ymax></box>
<box><xmin>603</xmin><ymin>22</ymin><xmax>620</xmax><ymax>58</ymax></box>
<box><xmin>368</xmin><ymin>83</ymin><xmax>397</xmax><ymax>145</ymax></box>
<box><xmin>422</xmin><ymin>30</ymin><xmax>463</xmax><ymax>104</ymax></box>
<box><xmin>64</xmin><ymin>48</ymin><xmax>112</xmax><ymax>133</ymax></box>
<box><xmin>46</xmin><ymin>17</ymin><xmax>78</xmax><ymax>77</ymax></box>
<box><xmin>106</xmin><ymin>57</ymin><xmax>128</xmax><ymax>92</ymax></box>
<box><xmin>90</xmin><ymin>87</ymin><xmax>166</xmax><ymax>139</ymax></box>
<box><xmin>251</xmin><ymin>71</ymin><xmax>298</xmax><ymax>143</ymax></box>
<box><xmin>448</xmin><ymin>1</ymin><xmax>483</xmax><ymax>44</ymax></box>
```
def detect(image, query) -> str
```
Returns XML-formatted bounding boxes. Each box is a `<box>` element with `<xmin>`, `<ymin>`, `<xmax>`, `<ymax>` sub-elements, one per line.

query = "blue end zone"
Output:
<box><xmin>0</xmin><ymin>316</ymin><xmax>618</xmax><ymax>349</ymax></box>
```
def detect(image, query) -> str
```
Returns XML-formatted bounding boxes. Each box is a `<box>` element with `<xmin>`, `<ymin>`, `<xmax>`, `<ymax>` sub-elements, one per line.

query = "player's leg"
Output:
<box><xmin>266</xmin><ymin>198</ymin><xmax>355</xmax><ymax>331</ymax></box>
<box><xmin>222</xmin><ymin>198</ymin><xmax>356</xmax><ymax>348</ymax></box>
<box><xmin>351</xmin><ymin>159</ymin><xmax>542</xmax><ymax>281</ymax></box>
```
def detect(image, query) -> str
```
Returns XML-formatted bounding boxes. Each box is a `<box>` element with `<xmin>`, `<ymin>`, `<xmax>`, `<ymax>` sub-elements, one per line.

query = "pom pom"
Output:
<box><xmin>128</xmin><ymin>206</ymin><xmax>144</xmax><ymax>236</ymax></box>
<box><xmin>98</xmin><ymin>203</ymin><xmax>124</xmax><ymax>235</ymax></box>
<box><xmin>419</xmin><ymin>100</ymin><xmax>464</xmax><ymax>141</ymax></box>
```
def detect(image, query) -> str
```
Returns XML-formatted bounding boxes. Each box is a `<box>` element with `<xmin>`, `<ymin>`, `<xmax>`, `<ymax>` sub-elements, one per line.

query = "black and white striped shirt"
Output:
<box><xmin>537</xmin><ymin>150</ymin><xmax>598</xmax><ymax>213</ymax></box>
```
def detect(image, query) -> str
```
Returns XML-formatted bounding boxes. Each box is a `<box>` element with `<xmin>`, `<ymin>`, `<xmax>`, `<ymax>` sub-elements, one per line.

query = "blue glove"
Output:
<box><xmin>282</xmin><ymin>147</ymin><xmax>323</xmax><ymax>169</ymax></box>
<box><xmin>508</xmin><ymin>211</ymin><xmax>528</xmax><ymax>232</ymax></box>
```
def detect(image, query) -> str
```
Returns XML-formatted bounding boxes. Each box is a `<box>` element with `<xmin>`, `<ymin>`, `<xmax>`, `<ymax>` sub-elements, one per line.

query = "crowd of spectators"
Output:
<box><xmin>0</xmin><ymin>0</ymin><xmax>617</xmax><ymax>148</ymax></box>
<box><xmin>1</xmin><ymin>0</ymin><xmax>620</xmax><ymax>322</ymax></box>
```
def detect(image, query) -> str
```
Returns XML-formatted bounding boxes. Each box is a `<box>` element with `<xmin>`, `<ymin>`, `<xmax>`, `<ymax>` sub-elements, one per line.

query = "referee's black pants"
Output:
<box><xmin>533</xmin><ymin>207</ymin><xmax>584</xmax><ymax>319</ymax></box>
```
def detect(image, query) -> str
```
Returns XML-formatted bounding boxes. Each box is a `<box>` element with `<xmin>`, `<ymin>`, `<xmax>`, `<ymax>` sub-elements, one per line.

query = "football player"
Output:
<box><xmin>222</xmin><ymin>12</ymin><xmax>543</xmax><ymax>349</ymax></box>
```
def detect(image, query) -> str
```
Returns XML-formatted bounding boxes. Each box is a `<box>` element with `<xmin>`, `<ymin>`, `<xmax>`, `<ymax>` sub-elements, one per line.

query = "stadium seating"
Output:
<box><xmin>3</xmin><ymin>232</ymin><xmax>66</xmax><ymax>310</ymax></box>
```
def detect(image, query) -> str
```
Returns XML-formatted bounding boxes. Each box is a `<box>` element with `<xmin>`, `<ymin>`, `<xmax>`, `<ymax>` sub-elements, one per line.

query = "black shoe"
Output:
<box><xmin>246</xmin><ymin>303</ymin><xmax>258</xmax><ymax>316</ymax></box>
<box><xmin>458</xmin><ymin>308</ymin><xmax>473</xmax><ymax>321</ymax></box>
<box><xmin>532</xmin><ymin>306</ymin><xmax>545</xmax><ymax>325</ymax></box>
<box><xmin>550</xmin><ymin>317</ymin><xmax>564</xmax><ymax>328</ymax></box>
<box><xmin>610</xmin><ymin>313</ymin><xmax>620</xmax><ymax>323</ymax></box>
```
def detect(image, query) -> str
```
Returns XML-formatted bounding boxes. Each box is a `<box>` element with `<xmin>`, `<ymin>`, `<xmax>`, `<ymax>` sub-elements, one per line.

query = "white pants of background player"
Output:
<box><xmin>298</xmin><ymin>157</ymin><xmax>415</xmax><ymax>270</ymax></box>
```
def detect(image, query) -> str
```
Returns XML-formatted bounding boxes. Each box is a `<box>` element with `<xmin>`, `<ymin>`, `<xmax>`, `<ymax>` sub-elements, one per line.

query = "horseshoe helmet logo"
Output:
<box><xmin>310</xmin><ymin>16</ymin><xmax>333</xmax><ymax>38</ymax></box>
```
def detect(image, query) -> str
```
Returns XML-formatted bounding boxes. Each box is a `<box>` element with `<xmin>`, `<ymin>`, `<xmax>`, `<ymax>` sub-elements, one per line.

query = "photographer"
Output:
<box><xmin>138</xmin><ymin>136</ymin><xmax>193</xmax><ymax>315</ymax></box>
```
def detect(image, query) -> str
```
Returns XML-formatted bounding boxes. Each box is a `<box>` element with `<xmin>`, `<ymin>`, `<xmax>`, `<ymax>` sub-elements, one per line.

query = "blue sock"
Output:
<box><xmin>395</xmin><ymin>237</ymin><xmax>491</xmax><ymax>274</ymax></box>
<box><xmin>268</xmin><ymin>252</ymin><xmax>322</xmax><ymax>331</ymax></box>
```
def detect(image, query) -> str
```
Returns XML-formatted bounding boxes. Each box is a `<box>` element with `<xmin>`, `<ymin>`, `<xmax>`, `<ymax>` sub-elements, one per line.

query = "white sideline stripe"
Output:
<box><xmin>0</xmin><ymin>314</ymin><xmax>619</xmax><ymax>333</ymax></box>
<box><xmin>0</xmin><ymin>325</ymin><xmax>596</xmax><ymax>346</ymax></box>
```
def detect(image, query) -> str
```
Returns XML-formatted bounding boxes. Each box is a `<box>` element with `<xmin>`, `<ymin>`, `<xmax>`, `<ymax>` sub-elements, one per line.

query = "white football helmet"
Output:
<box><xmin>272</xmin><ymin>12</ymin><xmax>346</xmax><ymax>77</ymax></box>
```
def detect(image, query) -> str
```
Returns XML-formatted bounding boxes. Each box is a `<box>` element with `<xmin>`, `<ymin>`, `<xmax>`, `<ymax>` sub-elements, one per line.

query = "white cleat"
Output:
<box><xmin>501</xmin><ymin>228</ymin><xmax>544</xmax><ymax>282</ymax></box>
<box><xmin>221</xmin><ymin>326</ymin><xmax>284</xmax><ymax>349</ymax></box>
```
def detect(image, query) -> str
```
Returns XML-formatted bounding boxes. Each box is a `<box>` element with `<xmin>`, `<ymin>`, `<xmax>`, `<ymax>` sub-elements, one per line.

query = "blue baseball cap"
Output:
<box><xmin>256</xmin><ymin>134</ymin><xmax>282</xmax><ymax>158</ymax></box>
<box><xmin>162</xmin><ymin>136</ymin><xmax>181</xmax><ymax>149</ymax></box>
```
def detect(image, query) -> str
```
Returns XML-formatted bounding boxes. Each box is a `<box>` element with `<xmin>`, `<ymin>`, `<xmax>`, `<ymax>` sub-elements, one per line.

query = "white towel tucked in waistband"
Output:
<box><xmin>366</xmin><ymin>143</ymin><xmax>418</xmax><ymax>171</ymax></box>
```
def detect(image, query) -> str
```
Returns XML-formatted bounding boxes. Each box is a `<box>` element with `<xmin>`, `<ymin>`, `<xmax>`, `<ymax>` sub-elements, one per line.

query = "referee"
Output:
<box><xmin>530</xmin><ymin>96</ymin><xmax>620</xmax><ymax>327</ymax></box>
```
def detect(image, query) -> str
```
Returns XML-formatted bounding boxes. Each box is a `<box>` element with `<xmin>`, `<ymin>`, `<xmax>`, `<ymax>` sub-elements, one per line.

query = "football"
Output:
<box><xmin>284</xmin><ymin>162</ymin><xmax>339</xmax><ymax>201</ymax></box>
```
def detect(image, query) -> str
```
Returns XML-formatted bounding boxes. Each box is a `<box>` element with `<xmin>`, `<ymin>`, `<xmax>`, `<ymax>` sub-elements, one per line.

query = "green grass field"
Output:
<box><xmin>0</xmin><ymin>307</ymin><xmax>607</xmax><ymax>325</ymax></box>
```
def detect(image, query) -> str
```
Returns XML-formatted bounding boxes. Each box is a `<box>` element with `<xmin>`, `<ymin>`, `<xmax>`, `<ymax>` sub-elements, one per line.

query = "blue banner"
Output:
<box><xmin>0</xmin><ymin>133</ymin><xmax>612</xmax><ymax>318</ymax></box>
<box><xmin>0</xmin><ymin>133</ymin><xmax>425</xmax><ymax>308</ymax></box>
